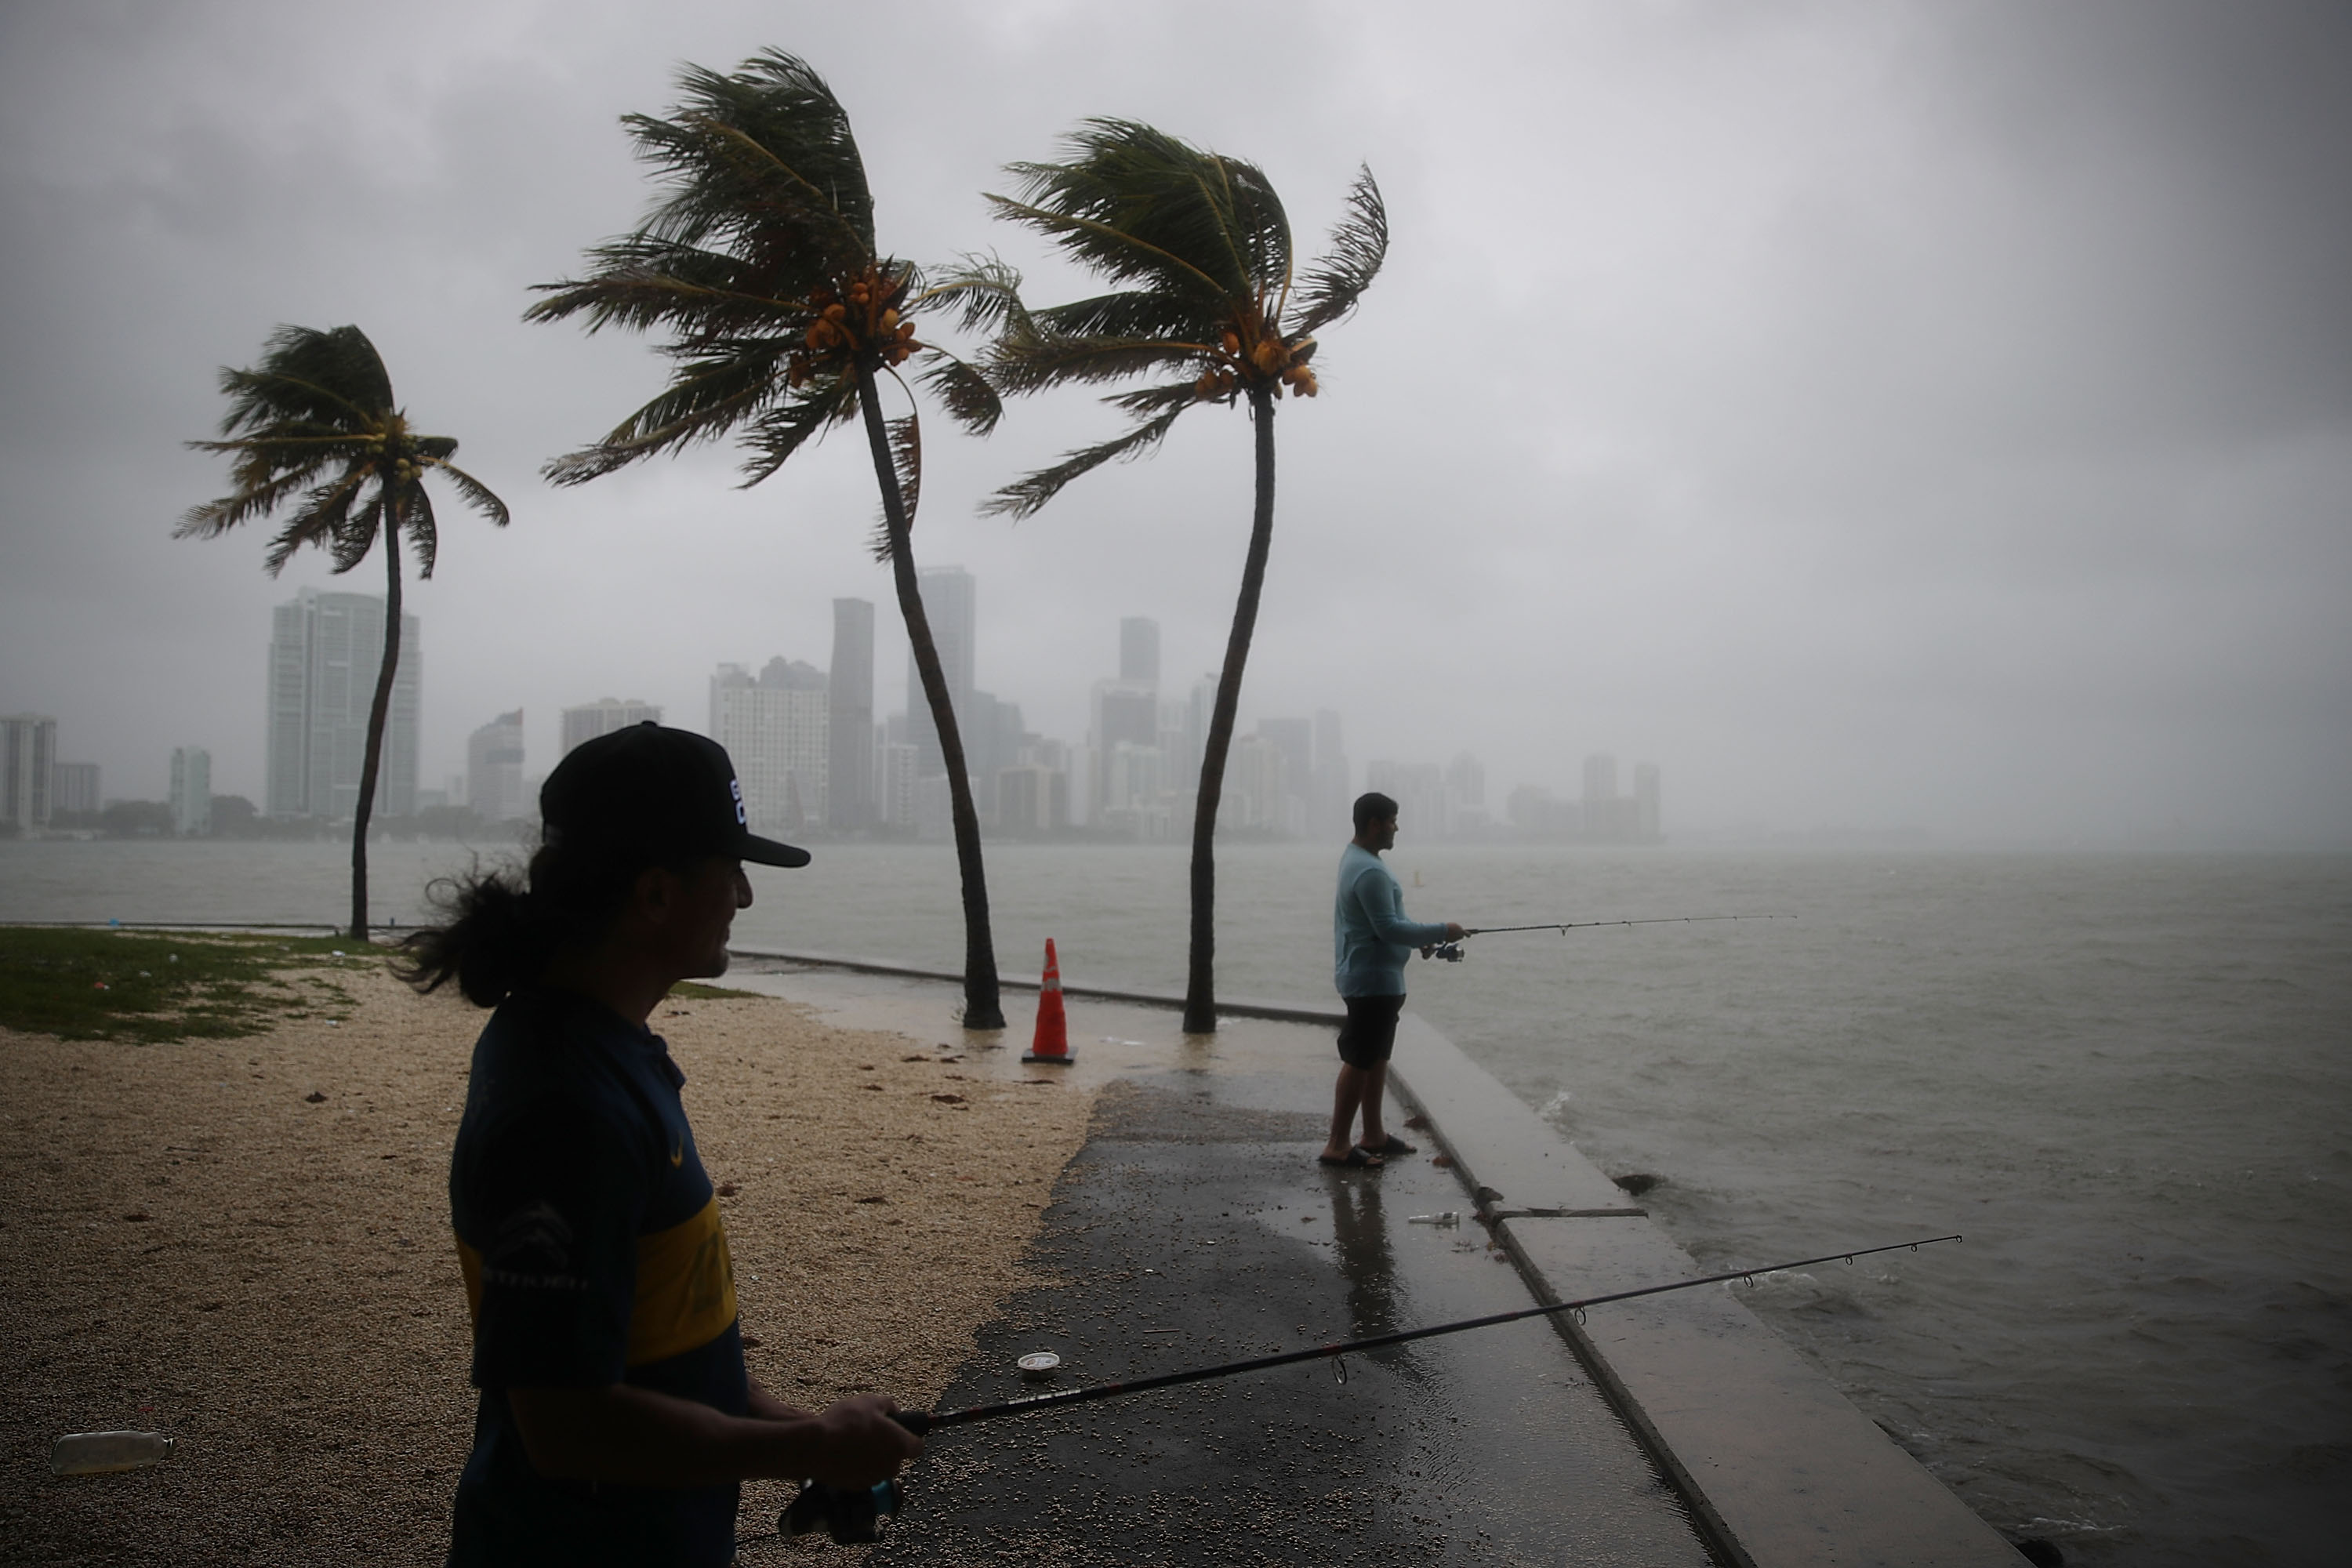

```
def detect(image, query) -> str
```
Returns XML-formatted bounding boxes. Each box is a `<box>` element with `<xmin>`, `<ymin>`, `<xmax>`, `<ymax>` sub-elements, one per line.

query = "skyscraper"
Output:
<box><xmin>561</xmin><ymin>698</ymin><xmax>662</xmax><ymax>757</ymax></box>
<box><xmin>1258</xmin><ymin>717</ymin><xmax>1312</xmax><ymax>832</ymax></box>
<box><xmin>712</xmin><ymin>659</ymin><xmax>829</xmax><ymax>831</ymax></box>
<box><xmin>1120</xmin><ymin>616</ymin><xmax>1160</xmax><ymax>686</ymax></box>
<box><xmin>266</xmin><ymin>589</ymin><xmax>419</xmax><ymax>820</ymax></box>
<box><xmin>904</xmin><ymin>566</ymin><xmax>975</xmax><ymax>779</ymax></box>
<box><xmin>1634</xmin><ymin>762</ymin><xmax>1661</xmax><ymax>840</ymax></box>
<box><xmin>467</xmin><ymin>710</ymin><xmax>528</xmax><ymax>822</ymax></box>
<box><xmin>1312</xmin><ymin>709</ymin><xmax>1349</xmax><ymax>837</ymax></box>
<box><xmin>829</xmin><ymin>597</ymin><xmax>876</xmax><ymax>828</ymax></box>
<box><xmin>52</xmin><ymin>761</ymin><xmax>100</xmax><ymax>818</ymax></box>
<box><xmin>1</xmin><ymin>714</ymin><xmax>56</xmax><ymax>832</ymax></box>
<box><xmin>169</xmin><ymin>747</ymin><xmax>212</xmax><ymax>836</ymax></box>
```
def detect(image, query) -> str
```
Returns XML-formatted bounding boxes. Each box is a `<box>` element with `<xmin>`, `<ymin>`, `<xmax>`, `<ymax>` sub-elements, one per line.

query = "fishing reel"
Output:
<box><xmin>779</xmin><ymin>1478</ymin><xmax>902</xmax><ymax>1544</ymax></box>
<box><xmin>1421</xmin><ymin>941</ymin><xmax>1466</xmax><ymax>963</ymax></box>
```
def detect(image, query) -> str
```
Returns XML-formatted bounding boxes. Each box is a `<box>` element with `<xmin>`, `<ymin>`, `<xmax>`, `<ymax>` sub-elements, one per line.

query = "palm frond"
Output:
<box><xmin>995</xmin><ymin>119</ymin><xmax>1290</xmax><ymax>304</ymax></box>
<box><xmin>985</xmin><ymin>194</ymin><xmax>1232</xmax><ymax>312</ymax></box>
<box><xmin>1027</xmin><ymin>289</ymin><xmax>1215</xmax><ymax>344</ymax></box>
<box><xmin>216</xmin><ymin>325</ymin><xmax>394</xmax><ymax>434</ymax></box>
<box><xmin>913</xmin><ymin>252</ymin><xmax>1033</xmax><ymax>339</ymax></box>
<box><xmin>543</xmin><ymin>343</ymin><xmax>796</xmax><ymax>485</ymax></box>
<box><xmin>735</xmin><ymin>376</ymin><xmax>861</xmax><ymax>488</ymax></box>
<box><xmin>259</xmin><ymin>469</ymin><xmax>372</xmax><ymax>575</ymax></box>
<box><xmin>869</xmin><ymin>408</ymin><xmax>922</xmax><ymax>561</ymax></box>
<box><xmin>989</xmin><ymin>333</ymin><xmax>1206</xmax><ymax>395</ymax></box>
<box><xmin>422</xmin><ymin>459</ymin><xmax>512</xmax><ymax>531</ymax></box>
<box><xmin>982</xmin><ymin>390</ymin><xmax>1194</xmax><ymax>519</ymax></box>
<box><xmin>397</xmin><ymin>488</ymin><xmax>440</xmax><ymax>579</ymax></box>
<box><xmin>176</xmin><ymin>465</ymin><xmax>321</xmax><ymax>539</ymax></box>
<box><xmin>914</xmin><ymin>350</ymin><xmax>1003</xmax><ymax>437</ymax></box>
<box><xmin>1289</xmin><ymin>165</ymin><xmax>1388</xmax><ymax>336</ymax></box>
<box><xmin>623</xmin><ymin>50</ymin><xmax>874</xmax><ymax>265</ymax></box>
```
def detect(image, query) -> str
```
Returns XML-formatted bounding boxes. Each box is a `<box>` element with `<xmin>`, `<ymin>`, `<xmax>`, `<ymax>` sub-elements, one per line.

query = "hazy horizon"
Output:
<box><xmin>4</xmin><ymin>1</ymin><xmax>2347</xmax><ymax>848</ymax></box>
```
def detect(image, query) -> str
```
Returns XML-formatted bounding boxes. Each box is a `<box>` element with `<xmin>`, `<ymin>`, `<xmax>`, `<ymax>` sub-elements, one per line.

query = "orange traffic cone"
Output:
<box><xmin>1024</xmin><ymin>938</ymin><xmax>1073</xmax><ymax>1065</ymax></box>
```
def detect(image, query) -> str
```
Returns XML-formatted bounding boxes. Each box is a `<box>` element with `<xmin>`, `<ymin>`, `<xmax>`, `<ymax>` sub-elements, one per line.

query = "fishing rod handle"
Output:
<box><xmin>891</xmin><ymin>1410</ymin><xmax>932</xmax><ymax>1438</ymax></box>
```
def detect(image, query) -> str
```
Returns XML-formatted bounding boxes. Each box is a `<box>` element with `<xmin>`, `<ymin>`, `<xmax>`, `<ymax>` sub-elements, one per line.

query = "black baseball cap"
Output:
<box><xmin>539</xmin><ymin>721</ymin><xmax>811</xmax><ymax>868</ymax></box>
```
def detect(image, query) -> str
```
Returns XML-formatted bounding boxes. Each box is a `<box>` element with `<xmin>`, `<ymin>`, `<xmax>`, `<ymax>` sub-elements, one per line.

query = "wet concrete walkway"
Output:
<box><xmin>730</xmin><ymin>963</ymin><xmax>1712</xmax><ymax>1565</ymax></box>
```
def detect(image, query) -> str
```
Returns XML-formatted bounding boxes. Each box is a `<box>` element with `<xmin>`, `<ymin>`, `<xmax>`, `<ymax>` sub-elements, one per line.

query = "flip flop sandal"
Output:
<box><xmin>1363</xmin><ymin>1134</ymin><xmax>1418</xmax><ymax>1156</ymax></box>
<box><xmin>1317</xmin><ymin>1148</ymin><xmax>1384</xmax><ymax>1168</ymax></box>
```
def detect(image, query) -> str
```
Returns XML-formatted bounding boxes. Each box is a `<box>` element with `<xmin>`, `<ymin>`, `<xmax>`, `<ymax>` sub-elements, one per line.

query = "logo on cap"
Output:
<box><xmin>730</xmin><ymin>779</ymin><xmax>747</xmax><ymax>827</ymax></box>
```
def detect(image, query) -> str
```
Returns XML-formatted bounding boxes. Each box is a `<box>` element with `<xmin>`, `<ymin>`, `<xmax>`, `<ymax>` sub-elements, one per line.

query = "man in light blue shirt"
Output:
<box><xmin>1324</xmin><ymin>791</ymin><xmax>1463</xmax><ymax>1167</ymax></box>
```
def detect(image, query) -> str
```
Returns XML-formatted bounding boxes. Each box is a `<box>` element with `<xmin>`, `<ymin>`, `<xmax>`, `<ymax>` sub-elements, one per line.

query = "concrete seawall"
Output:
<box><xmin>734</xmin><ymin>948</ymin><xmax>2021</xmax><ymax>1566</ymax></box>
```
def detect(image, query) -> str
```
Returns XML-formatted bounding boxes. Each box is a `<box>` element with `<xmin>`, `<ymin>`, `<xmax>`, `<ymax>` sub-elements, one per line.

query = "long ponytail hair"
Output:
<box><xmin>395</xmin><ymin>836</ymin><xmax>680</xmax><ymax>1007</ymax></box>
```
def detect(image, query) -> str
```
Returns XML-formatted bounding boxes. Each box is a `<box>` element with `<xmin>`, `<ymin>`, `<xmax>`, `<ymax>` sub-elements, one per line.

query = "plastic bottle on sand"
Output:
<box><xmin>50</xmin><ymin>1432</ymin><xmax>174</xmax><ymax>1475</ymax></box>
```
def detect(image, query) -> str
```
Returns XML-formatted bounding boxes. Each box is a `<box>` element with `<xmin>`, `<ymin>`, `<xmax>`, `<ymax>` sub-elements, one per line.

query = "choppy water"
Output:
<box><xmin>6</xmin><ymin>837</ymin><xmax>2347</xmax><ymax>1565</ymax></box>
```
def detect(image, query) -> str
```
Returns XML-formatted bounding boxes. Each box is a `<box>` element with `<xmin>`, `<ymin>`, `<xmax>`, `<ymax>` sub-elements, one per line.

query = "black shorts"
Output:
<box><xmin>1337</xmin><ymin>994</ymin><xmax>1406</xmax><ymax>1069</ymax></box>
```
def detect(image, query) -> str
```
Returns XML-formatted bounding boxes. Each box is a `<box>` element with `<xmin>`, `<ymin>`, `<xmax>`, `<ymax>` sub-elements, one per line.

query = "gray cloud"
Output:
<box><xmin>2</xmin><ymin>0</ymin><xmax>2345</xmax><ymax>844</ymax></box>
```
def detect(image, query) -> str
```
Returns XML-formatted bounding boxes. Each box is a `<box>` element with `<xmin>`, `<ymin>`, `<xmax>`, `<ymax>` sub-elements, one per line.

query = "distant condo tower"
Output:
<box><xmin>266</xmin><ymin>589</ymin><xmax>419</xmax><ymax>821</ymax></box>
<box><xmin>713</xmin><ymin>658</ymin><xmax>829</xmax><ymax>832</ymax></box>
<box><xmin>2</xmin><ymin>713</ymin><xmax>57</xmax><ymax>833</ymax></box>
<box><xmin>467</xmin><ymin>710</ymin><xmax>528</xmax><ymax>822</ymax></box>
<box><xmin>829</xmin><ymin>598</ymin><xmax>876</xmax><ymax>828</ymax></box>
<box><xmin>904</xmin><ymin>566</ymin><xmax>975</xmax><ymax>780</ymax></box>
<box><xmin>561</xmin><ymin>698</ymin><xmax>662</xmax><ymax>757</ymax></box>
<box><xmin>169</xmin><ymin>747</ymin><xmax>212</xmax><ymax>837</ymax></box>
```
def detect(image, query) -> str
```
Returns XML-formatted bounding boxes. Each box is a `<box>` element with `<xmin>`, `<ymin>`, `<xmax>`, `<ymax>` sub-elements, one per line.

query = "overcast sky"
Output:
<box><xmin>2</xmin><ymin>0</ymin><xmax>2346</xmax><ymax>845</ymax></box>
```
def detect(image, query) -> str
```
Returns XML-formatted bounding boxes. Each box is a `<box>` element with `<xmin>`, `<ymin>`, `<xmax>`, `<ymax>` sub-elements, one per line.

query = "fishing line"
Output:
<box><xmin>782</xmin><ymin>1234</ymin><xmax>1960</xmax><ymax>1541</ymax></box>
<box><xmin>1425</xmin><ymin>912</ymin><xmax>1793</xmax><ymax>961</ymax></box>
<box><xmin>904</xmin><ymin>1232</ymin><xmax>1952</xmax><ymax>1434</ymax></box>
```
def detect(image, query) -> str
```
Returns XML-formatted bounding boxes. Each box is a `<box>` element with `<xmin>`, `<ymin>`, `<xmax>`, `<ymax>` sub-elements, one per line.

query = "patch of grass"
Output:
<box><xmin>668</xmin><ymin>980</ymin><xmax>764</xmax><ymax>1000</ymax></box>
<box><xmin>0</xmin><ymin>927</ymin><xmax>382</xmax><ymax>1044</ymax></box>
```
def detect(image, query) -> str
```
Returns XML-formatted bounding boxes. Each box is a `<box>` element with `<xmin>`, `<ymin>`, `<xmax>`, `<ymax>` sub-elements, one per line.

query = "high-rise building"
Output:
<box><xmin>1312</xmin><ymin>709</ymin><xmax>1349</xmax><ymax>837</ymax></box>
<box><xmin>266</xmin><ymin>589</ymin><xmax>419</xmax><ymax>820</ymax></box>
<box><xmin>1120</xmin><ymin>616</ymin><xmax>1160</xmax><ymax>686</ymax></box>
<box><xmin>879</xmin><ymin>739</ymin><xmax>918</xmax><ymax>829</ymax></box>
<box><xmin>561</xmin><ymin>698</ymin><xmax>662</xmax><ymax>757</ymax></box>
<box><xmin>1582</xmin><ymin>753</ymin><xmax>1618</xmax><ymax>815</ymax></box>
<box><xmin>711</xmin><ymin>659</ymin><xmax>828</xmax><ymax>831</ymax></box>
<box><xmin>467</xmin><ymin>710</ymin><xmax>528</xmax><ymax>822</ymax></box>
<box><xmin>904</xmin><ymin>566</ymin><xmax>975</xmax><ymax>779</ymax></box>
<box><xmin>1446</xmin><ymin>752</ymin><xmax>1486</xmax><ymax>812</ymax></box>
<box><xmin>1090</xmin><ymin>681</ymin><xmax>1158</xmax><ymax>811</ymax></box>
<box><xmin>169</xmin><ymin>747</ymin><xmax>212</xmax><ymax>836</ymax></box>
<box><xmin>1223</xmin><ymin>733</ymin><xmax>1288</xmax><ymax>832</ymax></box>
<box><xmin>1634</xmin><ymin>762</ymin><xmax>1661</xmax><ymax>840</ymax></box>
<box><xmin>1258</xmin><ymin>717</ymin><xmax>1312</xmax><ymax>832</ymax></box>
<box><xmin>52</xmin><ymin>761</ymin><xmax>100</xmax><ymax>817</ymax></box>
<box><xmin>1366</xmin><ymin>759</ymin><xmax>1447</xmax><ymax>839</ymax></box>
<box><xmin>2</xmin><ymin>714</ymin><xmax>57</xmax><ymax>833</ymax></box>
<box><xmin>829</xmin><ymin>598</ymin><xmax>876</xmax><ymax>829</ymax></box>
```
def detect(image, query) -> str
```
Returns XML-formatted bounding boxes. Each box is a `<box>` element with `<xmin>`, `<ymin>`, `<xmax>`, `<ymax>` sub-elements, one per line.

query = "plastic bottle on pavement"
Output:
<box><xmin>1406</xmin><ymin>1210</ymin><xmax>1461</xmax><ymax>1228</ymax></box>
<box><xmin>50</xmin><ymin>1432</ymin><xmax>174</xmax><ymax>1475</ymax></box>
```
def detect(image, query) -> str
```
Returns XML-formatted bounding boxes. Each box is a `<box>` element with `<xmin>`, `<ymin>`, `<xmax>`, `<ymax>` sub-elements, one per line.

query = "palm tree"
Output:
<box><xmin>525</xmin><ymin>49</ymin><xmax>1011</xmax><ymax>1029</ymax></box>
<box><xmin>181</xmin><ymin>324</ymin><xmax>510</xmax><ymax>940</ymax></box>
<box><xmin>981</xmin><ymin>121</ymin><xmax>1387</xmax><ymax>1033</ymax></box>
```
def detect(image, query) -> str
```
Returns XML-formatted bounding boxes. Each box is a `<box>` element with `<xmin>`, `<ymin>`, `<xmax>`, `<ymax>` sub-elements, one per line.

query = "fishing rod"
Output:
<box><xmin>783</xmin><ymin>1232</ymin><xmax>1960</xmax><ymax>1541</ymax></box>
<box><xmin>1422</xmin><ymin>912</ymin><xmax>1792</xmax><ymax>961</ymax></box>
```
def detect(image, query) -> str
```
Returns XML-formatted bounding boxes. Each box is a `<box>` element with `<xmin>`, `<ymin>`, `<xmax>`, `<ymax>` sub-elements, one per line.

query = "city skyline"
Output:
<box><xmin>13</xmin><ymin>576</ymin><xmax>1665</xmax><ymax>841</ymax></box>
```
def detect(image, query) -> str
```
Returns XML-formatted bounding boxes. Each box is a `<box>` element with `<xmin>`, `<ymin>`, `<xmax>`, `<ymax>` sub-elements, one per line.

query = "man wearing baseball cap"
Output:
<box><xmin>401</xmin><ymin>724</ymin><xmax>916</xmax><ymax>1566</ymax></box>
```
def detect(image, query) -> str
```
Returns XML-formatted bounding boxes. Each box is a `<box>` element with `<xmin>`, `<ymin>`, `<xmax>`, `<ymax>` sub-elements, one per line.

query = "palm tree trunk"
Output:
<box><xmin>350</xmin><ymin>525</ymin><xmax>402</xmax><ymax>941</ymax></box>
<box><xmin>1182</xmin><ymin>387</ymin><xmax>1279</xmax><ymax>1034</ymax></box>
<box><xmin>855</xmin><ymin>365</ymin><xmax>1005</xmax><ymax>1030</ymax></box>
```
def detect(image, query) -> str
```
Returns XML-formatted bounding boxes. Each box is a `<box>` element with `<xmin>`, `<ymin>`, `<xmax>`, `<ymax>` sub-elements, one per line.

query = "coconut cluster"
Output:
<box><xmin>1194</xmin><ymin>317</ymin><xmax>1319</xmax><ymax>402</ymax></box>
<box><xmin>788</xmin><ymin>263</ymin><xmax>922</xmax><ymax>388</ymax></box>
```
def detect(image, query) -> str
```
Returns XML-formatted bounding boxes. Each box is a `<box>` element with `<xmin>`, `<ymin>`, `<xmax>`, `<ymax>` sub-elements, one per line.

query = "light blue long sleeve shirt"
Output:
<box><xmin>1334</xmin><ymin>842</ymin><xmax>1450</xmax><ymax>997</ymax></box>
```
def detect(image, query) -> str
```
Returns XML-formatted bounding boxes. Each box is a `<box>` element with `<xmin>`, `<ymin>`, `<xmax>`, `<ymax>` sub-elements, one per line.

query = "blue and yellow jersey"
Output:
<box><xmin>446</xmin><ymin>988</ymin><xmax>748</xmax><ymax>1567</ymax></box>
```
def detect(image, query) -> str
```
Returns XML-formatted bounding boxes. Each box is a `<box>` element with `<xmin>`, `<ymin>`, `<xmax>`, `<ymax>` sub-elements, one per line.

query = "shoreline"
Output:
<box><xmin>0</xmin><ymin>960</ymin><xmax>1097</xmax><ymax>1566</ymax></box>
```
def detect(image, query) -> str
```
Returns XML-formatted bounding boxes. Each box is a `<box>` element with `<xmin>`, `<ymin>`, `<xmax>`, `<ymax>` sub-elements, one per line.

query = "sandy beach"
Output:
<box><xmin>0</xmin><ymin>960</ymin><xmax>1096</xmax><ymax>1566</ymax></box>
